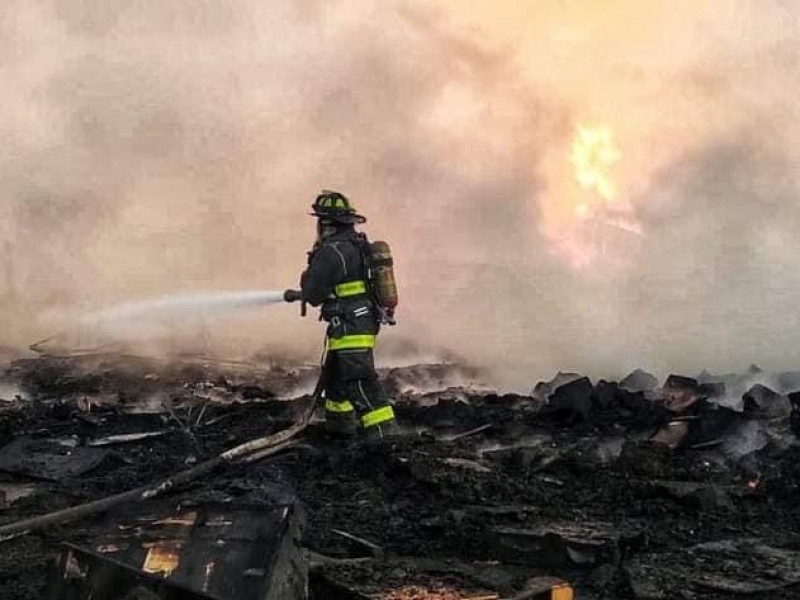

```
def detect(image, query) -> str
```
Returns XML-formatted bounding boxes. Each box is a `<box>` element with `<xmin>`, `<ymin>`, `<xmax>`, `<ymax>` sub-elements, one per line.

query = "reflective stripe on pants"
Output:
<box><xmin>325</xmin><ymin>399</ymin><xmax>354</xmax><ymax>413</ymax></box>
<box><xmin>361</xmin><ymin>405</ymin><xmax>395</xmax><ymax>428</ymax></box>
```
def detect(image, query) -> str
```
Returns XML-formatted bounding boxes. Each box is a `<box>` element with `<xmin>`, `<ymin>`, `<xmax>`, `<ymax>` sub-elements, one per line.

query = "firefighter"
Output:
<box><xmin>284</xmin><ymin>191</ymin><xmax>398</xmax><ymax>440</ymax></box>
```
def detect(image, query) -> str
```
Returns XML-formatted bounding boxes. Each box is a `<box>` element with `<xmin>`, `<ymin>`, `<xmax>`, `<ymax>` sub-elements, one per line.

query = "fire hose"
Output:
<box><xmin>0</xmin><ymin>290</ymin><xmax>337</xmax><ymax>540</ymax></box>
<box><xmin>0</xmin><ymin>368</ymin><xmax>328</xmax><ymax>541</ymax></box>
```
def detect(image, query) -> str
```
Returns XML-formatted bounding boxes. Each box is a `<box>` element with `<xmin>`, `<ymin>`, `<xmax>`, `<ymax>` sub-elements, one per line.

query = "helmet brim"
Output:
<box><xmin>309</xmin><ymin>211</ymin><xmax>366</xmax><ymax>224</ymax></box>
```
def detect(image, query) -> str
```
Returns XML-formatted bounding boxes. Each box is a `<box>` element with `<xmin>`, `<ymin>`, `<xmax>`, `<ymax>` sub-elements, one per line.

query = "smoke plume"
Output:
<box><xmin>2</xmin><ymin>1</ymin><xmax>800</xmax><ymax>389</ymax></box>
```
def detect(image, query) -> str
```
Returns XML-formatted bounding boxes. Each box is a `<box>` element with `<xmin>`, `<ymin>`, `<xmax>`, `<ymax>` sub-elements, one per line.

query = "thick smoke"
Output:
<box><xmin>1</xmin><ymin>1</ymin><xmax>800</xmax><ymax>389</ymax></box>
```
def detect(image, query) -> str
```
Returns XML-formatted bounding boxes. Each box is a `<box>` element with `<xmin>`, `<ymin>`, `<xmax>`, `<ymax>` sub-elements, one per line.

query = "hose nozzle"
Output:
<box><xmin>283</xmin><ymin>289</ymin><xmax>302</xmax><ymax>303</ymax></box>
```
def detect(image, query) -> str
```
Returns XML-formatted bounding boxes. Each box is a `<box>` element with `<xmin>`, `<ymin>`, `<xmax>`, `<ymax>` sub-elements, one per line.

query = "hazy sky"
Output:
<box><xmin>2</xmin><ymin>1</ymin><xmax>799</xmax><ymax>387</ymax></box>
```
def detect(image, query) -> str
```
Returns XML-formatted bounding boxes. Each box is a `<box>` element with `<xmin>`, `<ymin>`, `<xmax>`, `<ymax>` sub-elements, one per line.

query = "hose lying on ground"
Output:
<box><xmin>0</xmin><ymin>395</ymin><xmax>316</xmax><ymax>540</ymax></box>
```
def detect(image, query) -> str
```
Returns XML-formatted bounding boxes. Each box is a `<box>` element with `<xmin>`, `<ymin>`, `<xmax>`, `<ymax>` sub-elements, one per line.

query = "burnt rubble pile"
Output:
<box><xmin>0</xmin><ymin>356</ymin><xmax>798</xmax><ymax>600</ymax></box>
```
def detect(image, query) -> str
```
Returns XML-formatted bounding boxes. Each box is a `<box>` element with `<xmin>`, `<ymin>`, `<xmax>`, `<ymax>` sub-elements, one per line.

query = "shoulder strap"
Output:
<box><xmin>352</xmin><ymin>233</ymin><xmax>380</xmax><ymax>303</ymax></box>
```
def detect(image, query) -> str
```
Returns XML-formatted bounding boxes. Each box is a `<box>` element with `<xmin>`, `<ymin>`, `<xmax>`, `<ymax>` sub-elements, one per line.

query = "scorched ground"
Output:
<box><xmin>0</xmin><ymin>355</ymin><xmax>799</xmax><ymax>599</ymax></box>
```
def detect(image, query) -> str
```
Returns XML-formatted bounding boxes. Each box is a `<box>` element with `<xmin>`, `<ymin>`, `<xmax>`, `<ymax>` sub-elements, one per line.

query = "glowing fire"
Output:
<box><xmin>541</xmin><ymin>123</ymin><xmax>642</xmax><ymax>268</ymax></box>
<box><xmin>569</xmin><ymin>125</ymin><xmax>621</xmax><ymax>214</ymax></box>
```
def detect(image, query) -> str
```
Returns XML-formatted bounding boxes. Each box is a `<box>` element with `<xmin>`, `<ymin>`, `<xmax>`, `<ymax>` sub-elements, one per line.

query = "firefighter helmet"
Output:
<box><xmin>310</xmin><ymin>190</ymin><xmax>366</xmax><ymax>224</ymax></box>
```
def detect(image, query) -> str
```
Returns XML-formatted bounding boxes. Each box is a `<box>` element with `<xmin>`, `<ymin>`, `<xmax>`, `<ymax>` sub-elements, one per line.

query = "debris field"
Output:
<box><xmin>0</xmin><ymin>355</ymin><xmax>799</xmax><ymax>599</ymax></box>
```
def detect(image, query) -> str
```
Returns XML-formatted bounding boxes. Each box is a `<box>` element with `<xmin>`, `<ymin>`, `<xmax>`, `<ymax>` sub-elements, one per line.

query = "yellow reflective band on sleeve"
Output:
<box><xmin>325</xmin><ymin>399</ymin><xmax>355</xmax><ymax>413</ymax></box>
<box><xmin>327</xmin><ymin>334</ymin><xmax>375</xmax><ymax>351</ymax></box>
<box><xmin>361</xmin><ymin>405</ymin><xmax>395</xmax><ymax>428</ymax></box>
<box><xmin>334</xmin><ymin>280</ymin><xmax>367</xmax><ymax>297</ymax></box>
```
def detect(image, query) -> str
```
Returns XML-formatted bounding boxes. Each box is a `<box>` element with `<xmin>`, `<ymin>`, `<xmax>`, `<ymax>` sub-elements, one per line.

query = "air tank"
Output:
<box><xmin>369</xmin><ymin>240</ymin><xmax>398</xmax><ymax>314</ymax></box>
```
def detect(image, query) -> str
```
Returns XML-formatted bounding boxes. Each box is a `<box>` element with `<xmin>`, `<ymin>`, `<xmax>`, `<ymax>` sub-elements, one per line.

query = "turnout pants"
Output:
<box><xmin>322</xmin><ymin>347</ymin><xmax>396</xmax><ymax>438</ymax></box>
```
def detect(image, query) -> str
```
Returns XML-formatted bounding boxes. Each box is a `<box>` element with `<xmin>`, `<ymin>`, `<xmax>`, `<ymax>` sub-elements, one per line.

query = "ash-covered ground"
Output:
<box><xmin>0</xmin><ymin>355</ymin><xmax>799</xmax><ymax>600</ymax></box>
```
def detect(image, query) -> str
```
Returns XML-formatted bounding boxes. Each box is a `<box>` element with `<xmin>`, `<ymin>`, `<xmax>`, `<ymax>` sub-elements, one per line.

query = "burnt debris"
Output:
<box><xmin>0</xmin><ymin>356</ymin><xmax>798</xmax><ymax>599</ymax></box>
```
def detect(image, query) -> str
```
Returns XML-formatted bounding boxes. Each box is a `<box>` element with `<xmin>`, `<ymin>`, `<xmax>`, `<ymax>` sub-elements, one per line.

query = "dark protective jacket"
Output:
<box><xmin>300</xmin><ymin>228</ymin><xmax>379</xmax><ymax>350</ymax></box>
